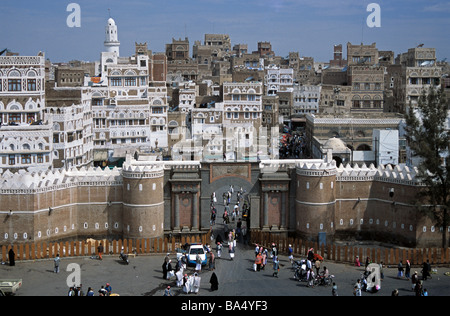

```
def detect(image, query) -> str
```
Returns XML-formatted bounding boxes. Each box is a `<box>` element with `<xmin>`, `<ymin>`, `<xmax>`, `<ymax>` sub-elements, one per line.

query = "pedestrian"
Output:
<box><xmin>321</xmin><ymin>266</ymin><xmax>329</xmax><ymax>278</ymax></box>
<box><xmin>307</xmin><ymin>268</ymin><xmax>315</xmax><ymax>287</ymax></box>
<box><xmin>217</xmin><ymin>242</ymin><xmax>222</xmax><ymax>258</ymax></box>
<box><xmin>365</xmin><ymin>256</ymin><xmax>370</xmax><ymax>269</ymax></box>
<box><xmin>261</xmin><ymin>248</ymin><xmax>267</xmax><ymax>270</ymax></box>
<box><xmin>54</xmin><ymin>253</ymin><xmax>61</xmax><ymax>273</ymax></box>
<box><xmin>255</xmin><ymin>251</ymin><xmax>263</xmax><ymax>271</ymax></box>
<box><xmin>195</xmin><ymin>254</ymin><xmax>202</xmax><ymax>272</ymax></box>
<box><xmin>210</xmin><ymin>210</ymin><xmax>216</xmax><ymax>226</ymax></box>
<box><xmin>105</xmin><ymin>283</ymin><xmax>112</xmax><ymax>296</ymax></box>
<box><xmin>422</xmin><ymin>260</ymin><xmax>431</xmax><ymax>280</ymax></box>
<box><xmin>223</xmin><ymin>192</ymin><xmax>227</xmax><ymax>206</ymax></box>
<box><xmin>164</xmin><ymin>286</ymin><xmax>173</xmax><ymax>296</ymax></box>
<box><xmin>405</xmin><ymin>260</ymin><xmax>411</xmax><ymax>280</ymax></box>
<box><xmin>411</xmin><ymin>271</ymin><xmax>418</xmax><ymax>291</ymax></box>
<box><xmin>414</xmin><ymin>280</ymin><xmax>423</xmax><ymax>296</ymax></box>
<box><xmin>68</xmin><ymin>287</ymin><xmax>75</xmax><ymax>296</ymax></box>
<box><xmin>397</xmin><ymin>260</ymin><xmax>404</xmax><ymax>278</ymax></box>
<box><xmin>354</xmin><ymin>279</ymin><xmax>362</xmax><ymax>296</ymax></box>
<box><xmin>288</xmin><ymin>244</ymin><xmax>294</xmax><ymax>263</ymax></box>
<box><xmin>314</xmin><ymin>259</ymin><xmax>321</xmax><ymax>275</ymax></box>
<box><xmin>271</xmin><ymin>243</ymin><xmax>278</xmax><ymax>258</ymax></box>
<box><xmin>379</xmin><ymin>261</ymin><xmax>384</xmax><ymax>280</ymax></box>
<box><xmin>422</xmin><ymin>288</ymin><xmax>428</xmax><ymax>296</ymax></box>
<box><xmin>307</xmin><ymin>248</ymin><xmax>314</xmax><ymax>261</ymax></box>
<box><xmin>192</xmin><ymin>272</ymin><xmax>201</xmax><ymax>294</ymax></box>
<box><xmin>272</xmin><ymin>255</ymin><xmax>280</xmax><ymax>277</ymax></box>
<box><xmin>182</xmin><ymin>274</ymin><xmax>190</xmax><ymax>294</ymax></box>
<box><xmin>166</xmin><ymin>260</ymin><xmax>174</xmax><ymax>279</ymax></box>
<box><xmin>162</xmin><ymin>260</ymin><xmax>168</xmax><ymax>279</ymax></box>
<box><xmin>98</xmin><ymin>286</ymin><xmax>107</xmax><ymax>296</ymax></box>
<box><xmin>355</xmin><ymin>255</ymin><xmax>361</xmax><ymax>267</ymax></box>
<box><xmin>164</xmin><ymin>252</ymin><xmax>170</xmax><ymax>264</ymax></box>
<box><xmin>229</xmin><ymin>243</ymin><xmax>235</xmax><ymax>260</ymax></box>
<box><xmin>97</xmin><ymin>243</ymin><xmax>104</xmax><ymax>260</ymax></box>
<box><xmin>209</xmin><ymin>251</ymin><xmax>215</xmax><ymax>271</ymax></box>
<box><xmin>76</xmin><ymin>285</ymin><xmax>84</xmax><ymax>296</ymax></box>
<box><xmin>391</xmin><ymin>289</ymin><xmax>399</xmax><ymax>296</ymax></box>
<box><xmin>332</xmin><ymin>283</ymin><xmax>338</xmax><ymax>296</ymax></box>
<box><xmin>86</xmin><ymin>287</ymin><xmax>95</xmax><ymax>296</ymax></box>
<box><xmin>223</xmin><ymin>210</ymin><xmax>228</xmax><ymax>224</ymax></box>
<box><xmin>176</xmin><ymin>269</ymin><xmax>184</xmax><ymax>287</ymax></box>
<box><xmin>210</xmin><ymin>272</ymin><xmax>219</xmax><ymax>291</ymax></box>
<box><xmin>8</xmin><ymin>247</ymin><xmax>15</xmax><ymax>266</ymax></box>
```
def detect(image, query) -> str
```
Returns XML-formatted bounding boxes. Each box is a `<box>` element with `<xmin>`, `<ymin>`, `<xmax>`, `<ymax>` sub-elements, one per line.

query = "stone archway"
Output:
<box><xmin>199</xmin><ymin>163</ymin><xmax>260</xmax><ymax>240</ymax></box>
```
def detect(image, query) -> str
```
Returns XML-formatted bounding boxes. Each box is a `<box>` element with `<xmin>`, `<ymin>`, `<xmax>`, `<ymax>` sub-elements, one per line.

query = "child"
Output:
<box><xmin>273</xmin><ymin>256</ymin><xmax>280</xmax><ymax>277</ymax></box>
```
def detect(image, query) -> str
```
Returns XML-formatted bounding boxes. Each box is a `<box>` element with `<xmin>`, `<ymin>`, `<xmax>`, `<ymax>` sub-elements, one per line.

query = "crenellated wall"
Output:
<box><xmin>0</xmin><ymin>155</ymin><xmax>446</xmax><ymax>248</ymax></box>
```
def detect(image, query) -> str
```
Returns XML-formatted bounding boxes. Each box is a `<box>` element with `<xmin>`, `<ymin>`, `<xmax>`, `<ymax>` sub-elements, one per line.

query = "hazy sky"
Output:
<box><xmin>1</xmin><ymin>0</ymin><xmax>449</xmax><ymax>63</ymax></box>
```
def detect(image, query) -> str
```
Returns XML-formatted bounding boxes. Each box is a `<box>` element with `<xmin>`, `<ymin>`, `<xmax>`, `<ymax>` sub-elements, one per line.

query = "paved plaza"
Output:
<box><xmin>2</xmin><ymin>236</ymin><xmax>450</xmax><ymax>297</ymax></box>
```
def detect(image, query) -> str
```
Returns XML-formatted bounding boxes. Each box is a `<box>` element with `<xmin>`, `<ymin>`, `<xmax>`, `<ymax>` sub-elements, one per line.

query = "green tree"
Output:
<box><xmin>404</xmin><ymin>86</ymin><xmax>450</xmax><ymax>247</ymax></box>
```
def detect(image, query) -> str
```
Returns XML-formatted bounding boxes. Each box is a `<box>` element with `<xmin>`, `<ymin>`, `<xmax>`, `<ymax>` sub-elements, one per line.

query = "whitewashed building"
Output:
<box><xmin>88</xmin><ymin>18</ymin><xmax>168</xmax><ymax>165</ymax></box>
<box><xmin>0</xmin><ymin>54</ymin><xmax>54</xmax><ymax>171</ymax></box>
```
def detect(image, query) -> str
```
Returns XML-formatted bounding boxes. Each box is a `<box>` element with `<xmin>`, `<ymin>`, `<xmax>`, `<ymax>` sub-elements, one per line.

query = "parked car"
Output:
<box><xmin>187</xmin><ymin>243</ymin><xmax>208</xmax><ymax>266</ymax></box>
<box><xmin>0</xmin><ymin>279</ymin><xmax>22</xmax><ymax>295</ymax></box>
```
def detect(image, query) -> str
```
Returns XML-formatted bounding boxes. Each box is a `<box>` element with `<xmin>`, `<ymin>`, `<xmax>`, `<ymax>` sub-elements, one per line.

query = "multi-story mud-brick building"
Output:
<box><xmin>0</xmin><ymin>152</ymin><xmax>445</xmax><ymax>248</ymax></box>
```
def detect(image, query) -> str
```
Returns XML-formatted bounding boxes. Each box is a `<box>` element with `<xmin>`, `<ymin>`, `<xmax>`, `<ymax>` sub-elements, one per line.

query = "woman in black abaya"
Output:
<box><xmin>8</xmin><ymin>248</ymin><xmax>15</xmax><ymax>266</ymax></box>
<box><xmin>209</xmin><ymin>272</ymin><xmax>219</xmax><ymax>291</ymax></box>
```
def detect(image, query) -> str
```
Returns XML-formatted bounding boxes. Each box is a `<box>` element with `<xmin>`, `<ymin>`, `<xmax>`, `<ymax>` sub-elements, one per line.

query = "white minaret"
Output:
<box><xmin>104</xmin><ymin>17</ymin><xmax>120</xmax><ymax>55</ymax></box>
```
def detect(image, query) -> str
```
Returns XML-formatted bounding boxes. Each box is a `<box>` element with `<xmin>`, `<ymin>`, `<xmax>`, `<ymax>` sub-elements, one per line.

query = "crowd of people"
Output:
<box><xmin>67</xmin><ymin>283</ymin><xmax>113</xmax><ymax>296</ymax></box>
<box><xmin>355</xmin><ymin>255</ymin><xmax>434</xmax><ymax>296</ymax></box>
<box><xmin>161</xmin><ymin>242</ymin><xmax>221</xmax><ymax>296</ymax></box>
<box><xmin>210</xmin><ymin>186</ymin><xmax>249</xmax><ymax>228</ymax></box>
<box><xmin>253</xmin><ymin>243</ymin><xmax>282</xmax><ymax>277</ymax></box>
<box><xmin>279</xmin><ymin>132</ymin><xmax>306</xmax><ymax>159</ymax></box>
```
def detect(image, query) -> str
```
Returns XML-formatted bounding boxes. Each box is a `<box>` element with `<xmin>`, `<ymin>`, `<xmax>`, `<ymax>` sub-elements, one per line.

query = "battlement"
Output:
<box><xmin>336</xmin><ymin>163</ymin><xmax>421</xmax><ymax>186</ymax></box>
<box><xmin>296</xmin><ymin>159</ymin><xmax>338</xmax><ymax>177</ymax></box>
<box><xmin>0</xmin><ymin>165</ymin><xmax>122</xmax><ymax>194</ymax></box>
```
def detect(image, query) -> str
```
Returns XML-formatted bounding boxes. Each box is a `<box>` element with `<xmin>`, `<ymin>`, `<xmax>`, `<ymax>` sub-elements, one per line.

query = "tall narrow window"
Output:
<box><xmin>21</xmin><ymin>154</ymin><xmax>32</xmax><ymax>164</ymax></box>
<box><xmin>27</xmin><ymin>79</ymin><xmax>37</xmax><ymax>91</ymax></box>
<box><xmin>9</xmin><ymin>155</ymin><xmax>15</xmax><ymax>165</ymax></box>
<box><xmin>8</xmin><ymin>79</ymin><xmax>21</xmax><ymax>91</ymax></box>
<box><xmin>124</xmin><ymin>77</ymin><xmax>136</xmax><ymax>86</ymax></box>
<box><xmin>111</xmin><ymin>78</ymin><xmax>122</xmax><ymax>86</ymax></box>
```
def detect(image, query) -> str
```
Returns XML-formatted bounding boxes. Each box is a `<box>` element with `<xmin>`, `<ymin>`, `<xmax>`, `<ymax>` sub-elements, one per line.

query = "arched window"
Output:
<box><xmin>357</xmin><ymin>144</ymin><xmax>371</xmax><ymax>151</ymax></box>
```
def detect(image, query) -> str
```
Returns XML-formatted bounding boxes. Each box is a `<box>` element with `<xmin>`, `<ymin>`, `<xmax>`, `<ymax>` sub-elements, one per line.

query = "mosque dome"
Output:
<box><xmin>324</xmin><ymin>137</ymin><xmax>348</xmax><ymax>152</ymax></box>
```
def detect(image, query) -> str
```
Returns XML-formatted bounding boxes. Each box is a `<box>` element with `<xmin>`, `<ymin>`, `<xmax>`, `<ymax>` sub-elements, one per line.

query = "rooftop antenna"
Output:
<box><xmin>361</xmin><ymin>17</ymin><xmax>365</xmax><ymax>45</ymax></box>
<box><xmin>108</xmin><ymin>8</ymin><xmax>111</xmax><ymax>18</ymax></box>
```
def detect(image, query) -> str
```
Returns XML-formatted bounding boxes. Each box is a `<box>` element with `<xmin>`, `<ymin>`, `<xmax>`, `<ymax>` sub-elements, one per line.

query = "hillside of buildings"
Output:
<box><xmin>0</xmin><ymin>17</ymin><xmax>449</xmax><ymax>174</ymax></box>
